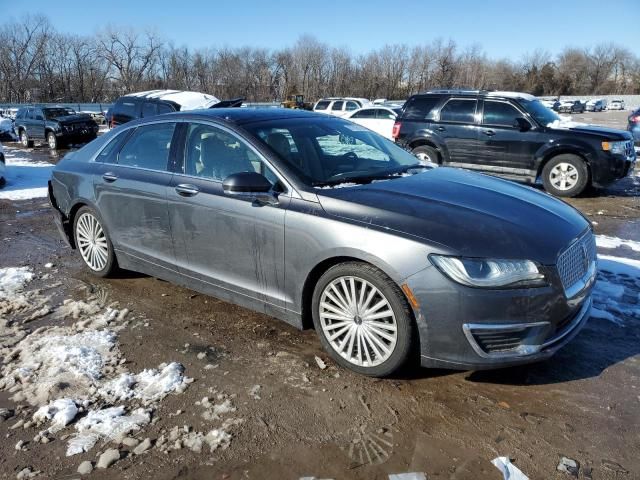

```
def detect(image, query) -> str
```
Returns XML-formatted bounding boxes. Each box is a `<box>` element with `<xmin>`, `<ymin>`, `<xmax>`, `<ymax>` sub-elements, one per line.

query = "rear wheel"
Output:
<box><xmin>411</xmin><ymin>145</ymin><xmax>440</xmax><ymax>164</ymax></box>
<box><xmin>20</xmin><ymin>130</ymin><xmax>33</xmax><ymax>148</ymax></box>
<box><xmin>73</xmin><ymin>206</ymin><xmax>118</xmax><ymax>277</ymax></box>
<box><xmin>311</xmin><ymin>262</ymin><xmax>414</xmax><ymax>377</ymax></box>
<box><xmin>542</xmin><ymin>154</ymin><xmax>589</xmax><ymax>197</ymax></box>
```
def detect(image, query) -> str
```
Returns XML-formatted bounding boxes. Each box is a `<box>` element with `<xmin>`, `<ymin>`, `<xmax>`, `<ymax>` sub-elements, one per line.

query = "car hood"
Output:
<box><xmin>546</xmin><ymin>121</ymin><xmax>632</xmax><ymax>140</ymax></box>
<box><xmin>50</xmin><ymin>114</ymin><xmax>93</xmax><ymax>124</ymax></box>
<box><xmin>317</xmin><ymin>168</ymin><xmax>589</xmax><ymax>265</ymax></box>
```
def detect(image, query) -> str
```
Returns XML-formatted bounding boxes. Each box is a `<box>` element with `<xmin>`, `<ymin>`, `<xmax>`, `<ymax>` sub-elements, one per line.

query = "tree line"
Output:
<box><xmin>1</xmin><ymin>14</ymin><xmax>639</xmax><ymax>104</ymax></box>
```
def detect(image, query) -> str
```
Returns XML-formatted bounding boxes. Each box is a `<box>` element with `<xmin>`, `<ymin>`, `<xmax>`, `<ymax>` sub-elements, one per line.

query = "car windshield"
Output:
<box><xmin>43</xmin><ymin>108</ymin><xmax>70</xmax><ymax>119</ymax></box>
<box><xmin>246</xmin><ymin>116</ymin><xmax>427</xmax><ymax>187</ymax></box>
<box><xmin>520</xmin><ymin>99</ymin><xmax>560</xmax><ymax>125</ymax></box>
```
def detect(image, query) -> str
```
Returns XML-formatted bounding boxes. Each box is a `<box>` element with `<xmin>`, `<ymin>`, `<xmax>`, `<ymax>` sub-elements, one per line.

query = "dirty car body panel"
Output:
<box><xmin>49</xmin><ymin>109</ymin><xmax>595</xmax><ymax>370</ymax></box>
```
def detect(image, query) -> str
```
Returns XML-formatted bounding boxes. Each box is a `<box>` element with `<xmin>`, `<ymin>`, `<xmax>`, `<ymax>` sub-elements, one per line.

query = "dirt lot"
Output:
<box><xmin>0</xmin><ymin>110</ymin><xmax>639</xmax><ymax>480</ymax></box>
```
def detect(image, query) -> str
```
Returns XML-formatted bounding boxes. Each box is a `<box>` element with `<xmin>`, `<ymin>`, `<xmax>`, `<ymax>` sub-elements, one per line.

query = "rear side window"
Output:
<box><xmin>142</xmin><ymin>102</ymin><xmax>158</xmax><ymax>118</ymax></box>
<box><xmin>114</xmin><ymin>99</ymin><xmax>138</xmax><ymax>118</ymax></box>
<box><xmin>118</xmin><ymin>123</ymin><xmax>175</xmax><ymax>171</ymax></box>
<box><xmin>482</xmin><ymin>101</ymin><xmax>521</xmax><ymax>127</ymax></box>
<box><xmin>376</xmin><ymin>109</ymin><xmax>396</xmax><ymax>120</ymax></box>
<box><xmin>402</xmin><ymin>97</ymin><xmax>439</xmax><ymax>120</ymax></box>
<box><xmin>315</xmin><ymin>101</ymin><xmax>330</xmax><ymax>110</ymax></box>
<box><xmin>331</xmin><ymin>101</ymin><xmax>344</xmax><ymax>111</ymax></box>
<box><xmin>439</xmin><ymin>99</ymin><xmax>477</xmax><ymax>123</ymax></box>
<box><xmin>158</xmin><ymin>103</ymin><xmax>174</xmax><ymax>114</ymax></box>
<box><xmin>351</xmin><ymin>109</ymin><xmax>376</xmax><ymax>119</ymax></box>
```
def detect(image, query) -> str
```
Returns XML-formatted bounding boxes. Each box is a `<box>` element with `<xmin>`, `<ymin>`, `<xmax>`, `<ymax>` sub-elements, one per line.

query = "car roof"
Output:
<box><xmin>416</xmin><ymin>90</ymin><xmax>536</xmax><ymax>101</ymax></box>
<box><xmin>123</xmin><ymin>90</ymin><xmax>221</xmax><ymax>109</ymax></box>
<box><xmin>168</xmin><ymin>107</ymin><xmax>320</xmax><ymax>125</ymax></box>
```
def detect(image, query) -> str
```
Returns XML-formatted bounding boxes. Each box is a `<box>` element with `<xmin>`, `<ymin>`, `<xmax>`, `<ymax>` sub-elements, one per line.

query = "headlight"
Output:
<box><xmin>430</xmin><ymin>255</ymin><xmax>546</xmax><ymax>288</ymax></box>
<box><xmin>601</xmin><ymin>140</ymin><xmax>627</xmax><ymax>154</ymax></box>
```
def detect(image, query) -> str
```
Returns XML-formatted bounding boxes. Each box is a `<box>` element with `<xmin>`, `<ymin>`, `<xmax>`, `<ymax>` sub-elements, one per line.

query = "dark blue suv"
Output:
<box><xmin>628</xmin><ymin>108</ymin><xmax>640</xmax><ymax>147</ymax></box>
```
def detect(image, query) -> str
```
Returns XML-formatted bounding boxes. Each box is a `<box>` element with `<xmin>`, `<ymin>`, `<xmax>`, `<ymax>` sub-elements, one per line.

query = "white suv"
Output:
<box><xmin>313</xmin><ymin>97</ymin><xmax>372</xmax><ymax>117</ymax></box>
<box><xmin>608</xmin><ymin>99</ymin><xmax>625</xmax><ymax>110</ymax></box>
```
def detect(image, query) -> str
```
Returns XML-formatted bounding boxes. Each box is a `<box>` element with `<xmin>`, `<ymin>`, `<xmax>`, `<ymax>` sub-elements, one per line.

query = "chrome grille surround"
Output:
<box><xmin>557</xmin><ymin>229</ymin><xmax>597</xmax><ymax>297</ymax></box>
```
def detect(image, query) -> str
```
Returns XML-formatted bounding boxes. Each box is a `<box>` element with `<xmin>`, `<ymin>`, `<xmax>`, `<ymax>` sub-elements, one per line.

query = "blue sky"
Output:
<box><xmin>2</xmin><ymin>0</ymin><xmax>638</xmax><ymax>59</ymax></box>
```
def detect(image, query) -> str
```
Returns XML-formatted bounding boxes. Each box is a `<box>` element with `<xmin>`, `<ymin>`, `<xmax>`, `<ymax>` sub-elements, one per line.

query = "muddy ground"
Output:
<box><xmin>0</xmin><ymin>110</ymin><xmax>639</xmax><ymax>479</ymax></box>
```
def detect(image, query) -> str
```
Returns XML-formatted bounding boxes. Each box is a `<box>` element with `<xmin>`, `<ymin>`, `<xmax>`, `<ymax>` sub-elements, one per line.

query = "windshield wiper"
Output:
<box><xmin>313</xmin><ymin>164</ymin><xmax>430</xmax><ymax>188</ymax></box>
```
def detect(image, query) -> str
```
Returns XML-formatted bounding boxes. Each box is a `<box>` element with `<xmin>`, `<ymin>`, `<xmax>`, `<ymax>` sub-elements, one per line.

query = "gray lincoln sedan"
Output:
<box><xmin>49</xmin><ymin>109</ymin><xmax>596</xmax><ymax>376</ymax></box>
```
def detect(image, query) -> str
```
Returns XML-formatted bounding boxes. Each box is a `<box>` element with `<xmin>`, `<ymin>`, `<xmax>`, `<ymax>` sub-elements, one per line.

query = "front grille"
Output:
<box><xmin>557</xmin><ymin>231</ymin><xmax>596</xmax><ymax>292</ymax></box>
<box><xmin>472</xmin><ymin>330</ymin><xmax>530</xmax><ymax>354</ymax></box>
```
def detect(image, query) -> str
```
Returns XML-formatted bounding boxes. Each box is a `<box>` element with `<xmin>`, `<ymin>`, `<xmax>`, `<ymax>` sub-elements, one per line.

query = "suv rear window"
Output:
<box><xmin>315</xmin><ymin>101</ymin><xmax>330</xmax><ymax>110</ymax></box>
<box><xmin>402</xmin><ymin>97</ymin><xmax>439</xmax><ymax>120</ymax></box>
<box><xmin>439</xmin><ymin>99</ymin><xmax>477</xmax><ymax>123</ymax></box>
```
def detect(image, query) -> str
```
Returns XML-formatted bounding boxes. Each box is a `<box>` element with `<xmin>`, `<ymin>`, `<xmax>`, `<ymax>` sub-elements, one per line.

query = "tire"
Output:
<box><xmin>20</xmin><ymin>130</ymin><xmax>34</xmax><ymax>148</ymax></box>
<box><xmin>46</xmin><ymin>131</ymin><xmax>57</xmax><ymax>150</ymax></box>
<box><xmin>73</xmin><ymin>206</ymin><xmax>118</xmax><ymax>277</ymax></box>
<box><xmin>542</xmin><ymin>154</ymin><xmax>589</xmax><ymax>197</ymax></box>
<box><xmin>311</xmin><ymin>262</ymin><xmax>415</xmax><ymax>377</ymax></box>
<box><xmin>411</xmin><ymin>145</ymin><xmax>440</xmax><ymax>164</ymax></box>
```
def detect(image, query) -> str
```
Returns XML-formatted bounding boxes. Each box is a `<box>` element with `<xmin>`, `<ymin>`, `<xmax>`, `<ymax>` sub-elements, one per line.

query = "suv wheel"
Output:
<box><xmin>412</xmin><ymin>145</ymin><xmax>439</xmax><ymax>164</ymax></box>
<box><xmin>47</xmin><ymin>131</ymin><xmax>57</xmax><ymax>150</ymax></box>
<box><xmin>542</xmin><ymin>154</ymin><xmax>589</xmax><ymax>197</ymax></box>
<box><xmin>311</xmin><ymin>262</ymin><xmax>414</xmax><ymax>377</ymax></box>
<box><xmin>20</xmin><ymin>130</ymin><xmax>34</xmax><ymax>148</ymax></box>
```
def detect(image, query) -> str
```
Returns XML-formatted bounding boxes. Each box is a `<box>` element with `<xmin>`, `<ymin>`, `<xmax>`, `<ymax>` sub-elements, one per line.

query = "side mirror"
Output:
<box><xmin>222</xmin><ymin>172</ymin><xmax>277</xmax><ymax>205</ymax></box>
<box><xmin>514</xmin><ymin>117</ymin><xmax>531</xmax><ymax>131</ymax></box>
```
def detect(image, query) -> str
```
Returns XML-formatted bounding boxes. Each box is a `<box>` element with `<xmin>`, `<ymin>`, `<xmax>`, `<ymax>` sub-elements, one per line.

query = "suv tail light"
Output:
<box><xmin>392</xmin><ymin>121</ymin><xmax>401</xmax><ymax>140</ymax></box>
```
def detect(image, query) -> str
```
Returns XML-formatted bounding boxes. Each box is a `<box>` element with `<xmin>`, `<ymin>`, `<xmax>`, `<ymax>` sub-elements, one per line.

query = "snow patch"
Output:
<box><xmin>591</xmin><ymin>255</ymin><xmax>640</xmax><ymax>326</ymax></box>
<box><xmin>0</xmin><ymin>267</ymin><xmax>34</xmax><ymax>296</ymax></box>
<box><xmin>0</xmin><ymin>147</ymin><xmax>53</xmax><ymax>200</ymax></box>
<box><xmin>33</xmin><ymin>398</ymin><xmax>78</xmax><ymax>432</ymax></box>
<box><xmin>596</xmin><ymin>235</ymin><xmax>640</xmax><ymax>253</ymax></box>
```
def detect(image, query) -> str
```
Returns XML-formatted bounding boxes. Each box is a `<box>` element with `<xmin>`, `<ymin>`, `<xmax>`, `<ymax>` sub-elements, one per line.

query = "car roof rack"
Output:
<box><xmin>421</xmin><ymin>88</ymin><xmax>493</xmax><ymax>95</ymax></box>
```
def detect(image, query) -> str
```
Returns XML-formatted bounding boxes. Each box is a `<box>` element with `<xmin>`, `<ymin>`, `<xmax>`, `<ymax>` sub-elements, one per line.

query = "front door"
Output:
<box><xmin>479</xmin><ymin>99</ymin><xmax>541</xmax><ymax>176</ymax></box>
<box><xmin>94</xmin><ymin>121</ymin><xmax>177</xmax><ymax>270</ymax></box>
<box><xmin>167</xmin><ymin>122</ymin><xmax>288</xmax><ymax>310</ymax></box>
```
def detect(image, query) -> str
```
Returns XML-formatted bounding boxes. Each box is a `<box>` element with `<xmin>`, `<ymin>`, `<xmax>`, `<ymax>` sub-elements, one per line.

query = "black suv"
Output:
<box><xmin>393</xmin><ymin>90</ymin><xmax>636</xmax><ymax>196</ymax></box>
<box><xmin>109</xmin><ymin>90</ymin><xmax>243</xmax><ymax>128</ymax></box>
<box><xmin>14</xmin><ymin>106</ymin><xmax>98</xmax><ymax>150</ymax></box>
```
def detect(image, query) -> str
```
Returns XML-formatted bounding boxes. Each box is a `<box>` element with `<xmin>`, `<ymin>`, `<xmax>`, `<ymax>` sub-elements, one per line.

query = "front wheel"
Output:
<box><xmin>311</xmin><ymin>262</ymin><xmax>415</xmax><ymax>377</ymax></box>
<box><xmin>47</xmin><ymin>131</ymin><xmax>57</xmax><ymax>150</ymax></box>
<box><xmin>542</xmin><ymin>154</ymin><xmax>589</xmax><ymax>197</ymax></box>
<box><xmin>73</xmin><ymin>206</ymin><xmax>118</xmax><ymax>277</ymax></box>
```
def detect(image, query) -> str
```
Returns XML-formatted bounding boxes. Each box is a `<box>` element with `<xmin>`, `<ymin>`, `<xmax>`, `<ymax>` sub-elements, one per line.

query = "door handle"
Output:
<box><xmin>175</xmin><ymin>184</ymin><xmax>200</xmax><ymax>197</ymax></box>
<box><xmin>102</xmin><ymin>172</ymin><xmax>118</xmax><ymax>182</ymax></box>
<box><xmin>483</xmin><ymin>129</ymin><xmax>496</xmax><ymax>136</ymax></box>
<box><xmin>436</xmin><ymin>126</ymin><xmax>446</xmax><ymax>132</ymax></box>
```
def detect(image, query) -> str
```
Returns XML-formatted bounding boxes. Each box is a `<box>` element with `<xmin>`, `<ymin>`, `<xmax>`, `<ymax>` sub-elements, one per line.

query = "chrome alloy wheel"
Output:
<box><xmin>415</xmin><ymin>151</ymin><xmax>433</xmax><ymax>162</ymax></box>
<box><xmin>47</xmin><ymin>133</ymin><xmax>56</xmax><ymax>149</ymax></box>
<box><xmin>319</xmin><ymin>276</ymin><xmax>397</xmax><ymax>367</ymax></box>
<box><xmin>549</xmin><ymin>162</ymin><xmax>579</xmax><ymax>191</ymax></box>
<box><xmin>76</xmin><ymin>212</ymin><xmax>109</xmax><ymax>271</ymax></box>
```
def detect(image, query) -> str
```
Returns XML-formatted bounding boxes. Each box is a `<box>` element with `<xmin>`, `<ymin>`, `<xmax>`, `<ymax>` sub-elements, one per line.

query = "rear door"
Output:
<box><xmin>93</xmin><ymin>121</ymin><xmax>177</xmax><ymax>270</ymax></box>
<box><xmin>32</xmin><ymin>108</ymin><xmax>46</xmax><ymax>139</ymax></box>
<box><xmin>330</xmin><ymin>101</ymin><xmax>344</xmax><ymax>117</ymax></box>
<box><xmin>167</xmin><ymin>121</ymin><xmax>289</xmax><ymax>310</ymax></box>
<box><xmin>479</xmin><ymin>99</ymin><xmax>541</xmax><ymax>175</ymax></box>
<box><xmin>436</xmin><ymin>97</ymin><xmax>481</xmax><ymax>166</ymax></box>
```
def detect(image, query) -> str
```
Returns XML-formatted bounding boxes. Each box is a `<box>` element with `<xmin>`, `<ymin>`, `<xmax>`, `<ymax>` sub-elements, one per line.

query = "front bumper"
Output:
<box><xmin>591</xmin><ymin>149</ymin><xmax>637</xmax><ymax>186</ymax></box>
<box><xmin>404</xmin><ymin>261</ymin><xmax>595</xmax><ymax>370</ymax></box>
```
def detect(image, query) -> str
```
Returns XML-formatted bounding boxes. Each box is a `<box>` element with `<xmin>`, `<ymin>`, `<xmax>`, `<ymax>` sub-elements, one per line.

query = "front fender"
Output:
<box><xmin>534</xmin><ymin>139</ymin><xmax>598</xmax><ymax>172</ymax></box>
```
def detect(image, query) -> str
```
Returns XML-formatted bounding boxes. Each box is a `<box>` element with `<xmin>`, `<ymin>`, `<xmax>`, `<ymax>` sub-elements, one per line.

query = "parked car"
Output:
<box><xmin>557</xmin><ymin>100</ymin><xmax>584</xmax><ymax>113</ymax></box>
<box><xmin>540</xmin><ymin>99</ymin><xmax>556</xmax><ymax>109</ymax></box>
<box><xmin>0</xmin><ymin>143</ymin><xmax>5</xmax><ymax>186</ymax></box>
<box><xmin>0</xmin><ymin>116</ymin><xmax>14</xmax><ymax>140</ymax></box>
<box><xmin>14</xmin><ymin>106</ymin><xmax>99</xmax><ymax>150</ymax></box>
<box><xmin>609</xmin><ymin>99</ymin><xmax>625</xmax><ymax>111</ymax></box>
<box><xmin>313</xmin><ymin>98</ymin><xmax>373</xmax><ymax>117</ymax></box>
<box><xmin>50</xmin><ymin>108</ymin><xmax>597</xmax><ymax>376</ymax></box>
<box><xmin>628</xmin><ymin>108</ymin><xmax>640</xmax><ymax>146</ymax></box>
<box><xmin>345</xmin><ymin>106</ymin><xmax>402</xmax><ymax>139</ymax></box>
<box><xmin>393</xmin><ymin>89</ymin><xmax>636</xmax><ymax>197</ymax></box>
<box><xmin>109</xmin><ymin>90</ymin><xmax>243</xmax><ymax>128</ymax></box>
<box><xmin>585</xmin><ymin>99</ymin><xmax>607</xmax><ymax>112</ymax></box>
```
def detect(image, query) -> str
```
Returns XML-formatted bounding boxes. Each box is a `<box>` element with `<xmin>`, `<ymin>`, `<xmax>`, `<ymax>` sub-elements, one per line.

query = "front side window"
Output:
<box><xmin>331</xmin><ymin>101</ymin><xmax>344</xmax><ymax>111</ymax></box>
<box><xmin>158</xmin><ymin>103</ymin><xmax>174</xmax><ymax>115</ymax></box>
<box><xmin>184</xmin><ymin>123</ymin><xmax>274</xmax><ymax>183</ymax></box>
<box><xmin>346</xmin><ymin>101</ymin><xmax>359</xmax><ymax>111</ymax></box>
<box><xmin>439</xmin><ymin>99</ymin><xmax>477</xmax><ymax>123</ymax></box>
<box><xmin>118</xmin><ymin>123</ymin><xmax>175</xmax><ymax>170</ymax></box>
<box><xmin>482</xmin><ymin>101</ymin><xmax>521</xmax><ymax>127</ymax></box>
<box><xmin>142</xmin><ymin>102</ymin><xmax>158</xmax><ymax>118</ymax></box>
<box><xmin>43</xmin><ymin>108</ymin><xmax>68</xmax><ymax>120</ymax></box>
